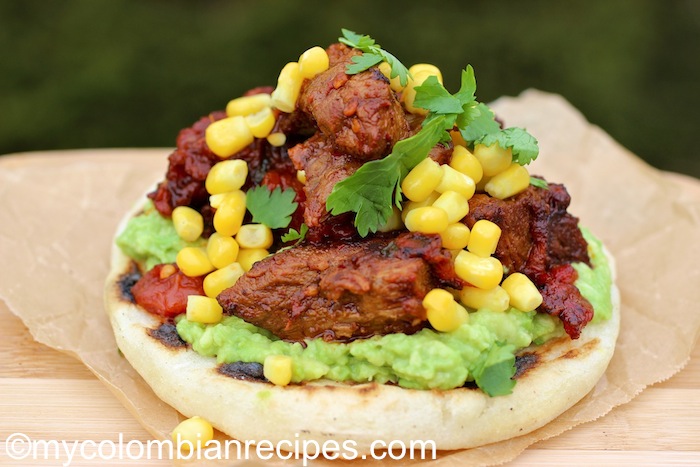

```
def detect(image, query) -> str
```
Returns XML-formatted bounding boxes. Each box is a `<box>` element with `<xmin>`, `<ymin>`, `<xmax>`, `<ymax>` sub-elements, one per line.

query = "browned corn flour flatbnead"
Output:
<box><xmin>116</xmin><ymin>31</ymin><xmax>613</xmax><ymax>397</ymax></box>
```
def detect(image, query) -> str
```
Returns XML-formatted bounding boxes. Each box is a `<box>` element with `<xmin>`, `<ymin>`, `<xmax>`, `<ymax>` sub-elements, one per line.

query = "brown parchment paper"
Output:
<box><xmin>1</xmin><ymin>90</ymin><xmax>699</xmax><ymax>466</ymax></box>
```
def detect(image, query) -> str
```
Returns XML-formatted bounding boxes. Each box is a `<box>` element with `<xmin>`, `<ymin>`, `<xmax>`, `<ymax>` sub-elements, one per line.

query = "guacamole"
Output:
<box><xmin>118</xmin><ymin>210</ymin><xmax>612</xmax><ymax>393</ymax></box>
<box><xmin>116</xmin><ymin>201</ymin><xmax>205</xmax><ymax>270</ymax></box>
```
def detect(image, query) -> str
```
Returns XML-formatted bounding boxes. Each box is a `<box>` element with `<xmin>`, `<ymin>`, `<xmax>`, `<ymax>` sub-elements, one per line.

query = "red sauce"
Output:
<box><xmin>131</xmin><ymin>264</ymin><xmax>204</xmax><ymax>318</ymax></box>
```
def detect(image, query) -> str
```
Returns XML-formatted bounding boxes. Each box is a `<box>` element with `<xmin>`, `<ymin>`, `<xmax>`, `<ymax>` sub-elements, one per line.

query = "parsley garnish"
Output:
<box><xmin>245</xmin><ymin>186</ymin><xmax>297</xmax><ymax>229</ymax></box>
<box><xmin>339</xmin><ymin>29</ymin><xmax>410</xmax><ymax>87</ymax></box>
<box><xmin>472</xmin><ymin>343</ymin><xmax>517</xmax><ymax>397</ymax></box>
<box><xmin>326</xmin><ymin>30</ymin><xmax>540</xmax><ymax>236</ymax></box>
<box><xmin>281</xmin><ymin>223</ymin><xmax>308</xmax><ymax>244</ymax></box>
<box><xmin>529</xmin><ymin>176</ymin><xmax>549</xmax><ymax>190</ymax></box>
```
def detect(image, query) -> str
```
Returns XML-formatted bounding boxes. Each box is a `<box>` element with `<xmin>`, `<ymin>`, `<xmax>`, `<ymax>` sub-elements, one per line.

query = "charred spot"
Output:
<box><xmin>462</xmin><ymin>381</ymin><xmax>479</xmax><ymax>390</ymax></box>
<box><xmin>148</xmin><ymin>322</ymin><xmax>186</xmax><ymax>348</ymax></box>
<box><xmin>218</xmin><ymin>362</ymin><xmax>266</xmax><ymax>382</ymax></box>
<box><xmin>514</xmin><ymin>353</ymin><xmax>540</xmax><ymax>379</ymax></box>
<box><xmin>561</xmin><ymin>337</ymin><xmax>600</xmax><ymax>360</ymax></box>
<box><xmin>118</xmin><ymin>263</ymin><xmax>141</xmax><ymax>303</ymax></box>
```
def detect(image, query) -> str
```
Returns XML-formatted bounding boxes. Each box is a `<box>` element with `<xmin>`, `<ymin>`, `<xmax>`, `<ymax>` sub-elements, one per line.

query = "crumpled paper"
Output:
<box><xmin>1</xmin><ymin>90</ymin><xmax>699</xmax><ymax>466</ymax></box>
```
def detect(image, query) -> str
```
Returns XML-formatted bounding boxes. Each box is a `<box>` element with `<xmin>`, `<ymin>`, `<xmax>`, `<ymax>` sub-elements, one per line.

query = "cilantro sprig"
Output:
<box><xmin>339</xmin><ymin>29</ymin><xmax>410</xmax><ymax>87</ymax></box>
<box><xmin>326</xmin><ymin>33</ymin><xmax>540</xmax><ymax>236</ymax></box>
<box><xmin>246</xmin><ymin>186</ymin><xmax>298</xmax><ymax>229</ymax></box>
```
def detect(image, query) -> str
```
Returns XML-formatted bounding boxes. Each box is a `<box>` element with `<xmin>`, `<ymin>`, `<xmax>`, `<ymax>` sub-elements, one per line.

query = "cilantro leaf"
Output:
<box><xmin>414</xmin><ymin>76</ymin><xmax>463</xmax><ymax>114</ymax></box>
<box><xmin>454</xmin><ymin>65</ymin><xmax>477</xmax><ymax>106</ymax></box>
<box><xmin>245</xmin><ymin>186</ymin><xmax>297</xmax><ymax>229</ymax></box>
<box><xmin>339</xmin><ymin>28</ymin><xmax>375</xmax><ymax>49</ymax></box>
<box><xmin>378</xmin><ymin>50</ymin><xmax>410</xmax><ymax>87</ymax></box>
<box><xmin>339</xmin><ymin>29</ymin><xmax>410</xmax><ymax>86</ymax></box>
<box><xmin>281</xmin><ymin>223</ymin><xmax>308</xmax><ymax>243</ymax></box>
<box><xmin>529</xmin><ymin>176</ymin><xmax>549</xmax><ymax>190</ymax></box>
<box><xmin>476</xmin><ymin>127</ymin><xmax>540</xmax><ymax>165</ymax></box>
<box><xmin>472</xmin><ymin>343</ymin><xmax>517</xmax><ymax>397</ymax></box>
<box><xmin>458</xmin><ymin>102</ymin><xmax>501</xmax><ymax>142</ymax></box>
<box><xmin>346</xmin><ymin>53</ymin><xmax>384</xmax><ymax>74</ymax></box>
<box><xmin>326</xmin><ymin>115</ymin><xmax>452</xmax><ymax>236</ymax></box>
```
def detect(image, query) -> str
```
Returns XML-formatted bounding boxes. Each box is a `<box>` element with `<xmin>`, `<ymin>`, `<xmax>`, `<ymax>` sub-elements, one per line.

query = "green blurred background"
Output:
<box><xmin>2</xmin><ymin>0</ymin><xmax>698</xmax><ymax>177</ymax></box>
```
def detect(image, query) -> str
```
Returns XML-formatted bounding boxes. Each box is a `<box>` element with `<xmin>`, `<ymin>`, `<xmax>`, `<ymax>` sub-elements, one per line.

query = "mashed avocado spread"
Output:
<box><xmin>116</xmin><ymin>201</ymin><xmax>205</xmax><ymax>270</ymax></box>
<box><xmin>118</xmin><ymin>211</ymin><xmax>612</xmax><ymax>394</ymax></box>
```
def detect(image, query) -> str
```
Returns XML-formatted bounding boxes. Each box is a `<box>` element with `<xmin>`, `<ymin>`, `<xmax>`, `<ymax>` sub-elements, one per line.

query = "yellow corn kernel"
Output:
<box><xmin>171</xmin><ymin>416</ymin><xmax>214</xmax><ymax>451</ymax></box>
<box><xmin>401</xmin><ymin>191</ymin><xmax>440</xmax><ymax>223</ymax></box>
<box><xmin>409</xmin><ymin>63</ymin><xmax>443</xmax><ymax>84</ymax></box>
<box><xmin>377</xmin><ymin>205</ymin><xmax>404</xmax><ymax>232</ymax></box>
<box><xmin>205</xmin><ymin>159</ymin><xmax>248</xmax><ymax>195</ymax></box>
<box><xmin>404</xmin><ymin>206</ymin><xmax>449</xmax><ymax>234</ymax></box>
<box><xmin>378</xmin><ymin>62</ymin><xmax>404</xmax><ymax>92</ymax></box>
<box><xmin>160</xmin><ymin>264</ymin><xmax>177</xmax><ymax>279</ymax></box>
<box><xmin>450</xmin><ymin>145</ymin><xmax>483</xmax><ymax>184</ymax></box>
<box><xmin>176</xmin><ymin>247</ymin><xmax>215</xmax><ymax>277</ymax></box>
<box><xmin>440</xmin><ymin>222</ymin><xmax>471</xmax><ymax>250</ymax></box>
<box><xmin>298</xmin><ymin>46</ymin><xmax>330</xmax><ymax>79</ymax></box>
<box><xmin>432</xmin><ymin>191</ymin><xmax>469</xmax><ymax>223</ymax></box>
<box><xmin>423</xmin><ymin>288</ymin><xmax>468</xmax><ymax>332</ymax></box>
<box><xmin>484</xmin><ymin>163</ymin><xmax>531</xmax><ymax>200</ymax></box>
<box><xmin>205</xmin><ymin>116</ymin><xmax>254</xmax><ymax>158</ymax></box>
<box><xmin>467</xmin><ymin>219</ymin><xmax>502</xmax><ymax>258</ymax></box>
<box><xmin>459</xmin><ymin>285</ymin><xmax>510</xmax><ymax>312</ymax></box>
<box><xmin>226</xmin><ymin>93</ymin><xmax>271</xmax><ymax>117</ymax></box>
<box><xmin>264</xmin><ymin>355</ymin><xmax>293</xmax><ymax>386</ymax></box>
<box><xmin>296</xmin><ymin>170</ymin><xmax>306</xmax><ymax>184</ymax></box>
<box><xmin>422</xmin><ymin>287</ymin><xmax>454</xmax><ymax>311</ymax></box>
<box><xmin>435</xmin><ymin>165</ymin><xmax>476</xmax><ymax>200</ymax></box>
<box><xmin>454</xmin><ymin>250</ymin><xmax>504</xmax><ymax>289</ymax></box>
<box><xmin>206</xmin><ymin>232</ymin><xmax>239</xmax><ymax>269</ymax></box>
<box><xmin>213</xmin><ymin>190</ymin><xmax>246</xmax><ymax>236</ymax></box>
<box><xmin>271</xmin><ymin>62</ymin><xmax>303</xmax><ymax>113</ymax></box>
<box><xmin>267</xmin><ymin>132</ymin><xmax>286</xmax><ymax>147</ymax></box>
<box><xmin>473</xmin><ymin>142</ymin><xmax>512</xmax><ymax>177</ymax></box>
<box><xmin>203</xmin><ymin>262</ymin><xmax>245</xmax><ymax>298</ymax></box>
<box><xmin>401</xmin><ymin>158</ymin><xmax>443</xmax><ymax>202</ymax></box>
<box><xmin>402</xmin><ymin>72</ymin><xmax>433</xmax><ymax>115</ymax></box>
<box><xmin>236</xmin><ymin>224</ymin><xmax>274</xmax><ymax>250</ymax></box>
<box><xmin>502</xmin><ymin>272</ymin><xmax>543</xmax><ymax>312</ymax></box>
<box><xmin>186</xmin><ymin>295</ymin><xmax>223</xmax><ymax>324</ymax></box>
<box><xmin>171</xmin><ymin>206</ymin><xmax>204</xmax><ymax>242</ymax></box>
<box><xmin>237</xmin><ymin>248</ymin><xmax>269</xmax><ymax>271</ymax></box>
<box><xmin>245</xmin><ymin>107</ymin><xmax>276</xmax><ymax>139</ymax></box>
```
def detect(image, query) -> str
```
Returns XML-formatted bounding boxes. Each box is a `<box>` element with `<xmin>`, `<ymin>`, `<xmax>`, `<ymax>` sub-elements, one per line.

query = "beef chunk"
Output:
<box><xmin>465</xmin><ymin>183</ymin><xmax>589</xmax><ymax>272</ymax></box>
<box><xmin>288</xmin><ymin>133</ymin><xmax>362</xmax><ymax>229</ymax></box>
<box><xmin>298</xmin><ymin>55</ymin><xmax>410</xmax><ymax>160</ymax></box>
<box><xmin>149</xmin><ymin>89</ymin><xmax>299</xmax><ymax>218</ymax></box>
<box><xmin>465</xmin><ymin>183</ymin><xmax>593</xmax><ymax>338</ymax></box>
<box><xmin>218</xmin><ymin>232</ymin><xmax>459</xmax><ymax>342</ymax></box>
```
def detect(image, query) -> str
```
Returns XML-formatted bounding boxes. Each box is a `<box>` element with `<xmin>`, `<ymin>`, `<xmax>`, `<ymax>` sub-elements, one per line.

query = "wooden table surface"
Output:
<box><xmin>1</xmin><ymin>155</ymin><xmax>699</xmax><ymax>465</ymax></box>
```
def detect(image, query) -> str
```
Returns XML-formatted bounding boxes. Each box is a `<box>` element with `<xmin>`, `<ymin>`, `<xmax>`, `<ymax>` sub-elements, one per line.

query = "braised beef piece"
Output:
<box><xmin>465</xmin><ymin>183</ymin><xmax>593</xmax><ymax>338</ymax></box>
<box><xmin>218</xmin><ymin>232</ymin><xmax>460</xmax><ymax>342</ymax></box>
<box><xmin>149</xmin><ymin>87</ymin><xmax>306</xmax><ymax>219</ymax></box>
<box><xmin>288</xmin><ymin>134</ymin><xmax>361</xmax><ymax>229</ymax></box>
<box><xmin>298</xmin><ymin>52</ymin><xmax>410</xmax><ymax>161</ymax></box>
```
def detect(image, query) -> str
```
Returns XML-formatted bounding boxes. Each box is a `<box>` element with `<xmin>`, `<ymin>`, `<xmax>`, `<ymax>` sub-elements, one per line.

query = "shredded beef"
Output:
<box><xmin>217</xmin><ymin>232</ymin><xmax>459</xmax><ymax>342</ymax></box>
<box><xmin>464</xmin><ymin>183</ymin><xmax>593</xmax><ymax>338</ymax></box>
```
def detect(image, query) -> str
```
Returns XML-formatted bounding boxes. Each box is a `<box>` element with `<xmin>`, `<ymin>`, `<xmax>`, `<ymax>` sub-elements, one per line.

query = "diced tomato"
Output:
<box><xmin>131</xmin><ymin>264</ymin><xmax>205</xmax><ymax>318</ymax></box>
